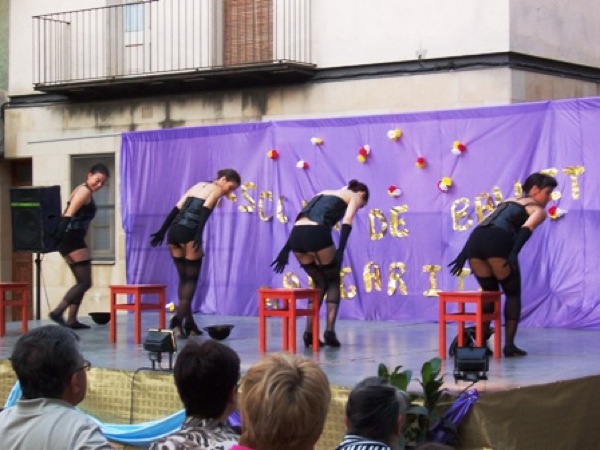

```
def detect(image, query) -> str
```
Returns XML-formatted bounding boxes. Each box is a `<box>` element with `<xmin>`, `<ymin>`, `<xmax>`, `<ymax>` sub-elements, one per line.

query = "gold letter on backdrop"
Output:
<box><xmin>387</xmin><ymin>263</ymin><xmax>407</xmax><ymax>296</ymax></box>
<box><xmin>422</xmin><ymin>265</ymin><xmax>441</xmax><ymax>297</ymax></box>
<box><xmin>451</xmin><ymin>198</ymin><xmax>473</xmax><ymax>231</ymax></box>
<box><xmin>238</xmin><ymin>182</ymin><xmax>256</xmax><ymax>213</ymax></box>
<box><xmin>363</xmin><ymin>262</ymin><xmax>382</xmax><ymax>292</ymax></box>
<box><xmin>563</xmin><ymin>165</ymin><xmax>584</xmax><ymax>200</ymax></box>
<box><xmin>390</xmin><ymin>205</ymin><xmax>409</xmax><ymax>237</ymax></box>
<box><xmin>283</xmin><ymin>273</ymin><xmax>301</xmax><ymax>289</ymax></box>
<box><xmin>369</xmin><ymin>209</ymin><xmax>388</xmax><ymax>240</ymax></box>
<box><xmin>340</xmin><ymin>268</ymin><xmax>357</xmax><ymax>299</ymax></box>
<box><xmin>276</xmin><ymin>196</ymin><xmax>289</xmax><ymax>223</ymax></box>
<box><xmin>474</xmin><ymin>193</ymin><xmax>495</xmax><ymax>223</ymax></box>
<box><xmin>258</xmin><ymin>191</ymin><xmax>273</xmax><ymax>222</ymax></box>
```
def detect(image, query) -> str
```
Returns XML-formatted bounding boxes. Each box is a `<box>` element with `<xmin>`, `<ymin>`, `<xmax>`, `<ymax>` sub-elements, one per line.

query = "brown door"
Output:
<box><xmin>10</xmin><ymin>160</ymin><xmax>33</xmax><ymax>320</ymax></box>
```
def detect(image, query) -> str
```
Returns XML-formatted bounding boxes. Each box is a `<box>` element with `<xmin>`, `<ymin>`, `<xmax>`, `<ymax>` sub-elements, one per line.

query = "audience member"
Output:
<box><xmin>232</xmin><ymin>353</ymin><xmax>331</xmax><ymax>450</ymax></box>
<box><xmin>335</xmin><ymin>376</ymin><xmax>409</xmax><ymax>450</ymax></box>
<box><xmin>0</xmin><ymin>325</ymin><xmax>113</xmax><ymax>449</ymax></box>
<box><xmin>150</xmin><ymin>340</ymin><xmax>241</xmax><ymax>450</ymax></box>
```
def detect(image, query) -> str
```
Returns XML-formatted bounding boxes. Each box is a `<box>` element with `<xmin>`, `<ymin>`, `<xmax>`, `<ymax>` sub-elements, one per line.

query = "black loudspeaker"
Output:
<box><xmin>10</xmin><ymin>186</ymin><xmax>62</xmax><ymax>253</ymax></box>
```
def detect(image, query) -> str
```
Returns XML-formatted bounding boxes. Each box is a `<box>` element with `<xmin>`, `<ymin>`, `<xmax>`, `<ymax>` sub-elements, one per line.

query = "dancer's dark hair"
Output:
<box><xmin>89</xmin><ymin>163</ymin><xmax>110</xmax><ymax>178</ymax></box>
<box><xmin>522</xmin><ymin>173</ymin><xmax>557</xmax><ymax>194</ymax></box>
<box><xmin>217</xmin><ymin>168</ymin><xmax>241</xmax><ymax>186</ymax></box>
<box><xmin>347</xmin><ymin>179</ymin><xmax>370</xmax><ymax>203</ymax></box>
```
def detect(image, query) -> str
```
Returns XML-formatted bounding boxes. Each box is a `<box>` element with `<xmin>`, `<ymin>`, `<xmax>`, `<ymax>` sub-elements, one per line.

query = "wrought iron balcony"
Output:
<box><xmin>32</xmin><ymin>0</ymin><xmax>315</xmax><ymax>99</ymax></box>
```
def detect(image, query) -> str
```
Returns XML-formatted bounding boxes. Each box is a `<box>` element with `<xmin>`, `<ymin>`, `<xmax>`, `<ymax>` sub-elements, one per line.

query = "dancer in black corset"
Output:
<box><xmin>150</xmin><ymin>168</ymin><xmax>241</xmax><ymax>337</ymax></box>
<box><xmin>449</xmin><ymin>172</ymin><xmax>558</xmax><ymax>357</ymax></box>
<box><xmin>271</xmin><ymin>180</ymin><xmax>370</xmax><ymax>348</ymax></box>
<box><xmin>50</xmin><ymin>163</ymin><xmax>110</xmax><ymax>329</ymax></box>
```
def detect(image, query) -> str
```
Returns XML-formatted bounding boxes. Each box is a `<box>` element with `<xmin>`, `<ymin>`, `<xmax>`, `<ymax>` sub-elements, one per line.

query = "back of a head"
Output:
<box><xmin>10</xmin><ymin>325</ymin><xmax>81</xmax><ymax>399</ymax></box>
<box><xmin>522</xmin><ymin>172</ymin><xmax>558</xmax><ymax>194</ymax></box>
<box><xmin>347</xmin><ymin>179</ymin><xmax>370</xmax><ymax>203</ymax></box>
<box><xmin>174</xmin><ymin>340</ymin><xmax>240</xmax><ymax>419</ymax></box>
<box><xmin>239</xmin><ymin>353</ymin><xmax>331</xmax><ymax>450</ymax></box>
<box><xmin>217</xmin><ymin>168</ymin><xmax>242</xmax><ymax>185</ymax></box>
<box><xmin>346</xmin><ymin>377</ymin><xmax>409</xmax><ymax>445</ymax></box>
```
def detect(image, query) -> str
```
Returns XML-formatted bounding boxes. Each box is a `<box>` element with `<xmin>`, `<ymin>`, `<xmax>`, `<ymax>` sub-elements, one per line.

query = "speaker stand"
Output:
<box><xmin>35</xmin><ymin>253</ymin><xmax>42</xmax><ymax>321</ymax></box>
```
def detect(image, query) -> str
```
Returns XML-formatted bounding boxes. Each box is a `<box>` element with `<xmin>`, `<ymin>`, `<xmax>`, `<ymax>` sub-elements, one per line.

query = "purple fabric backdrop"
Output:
<box><xmin>121</xmin><ymin>97</ymin><xmax>600</xmax><ymax>328</ymax></box>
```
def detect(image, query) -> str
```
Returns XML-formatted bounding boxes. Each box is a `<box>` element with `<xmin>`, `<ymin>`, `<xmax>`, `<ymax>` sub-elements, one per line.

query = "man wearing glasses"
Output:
<box><xmin>0</xmin><ymin>325</ymin><xmax>113</xmax><ymax>449</ymax></box>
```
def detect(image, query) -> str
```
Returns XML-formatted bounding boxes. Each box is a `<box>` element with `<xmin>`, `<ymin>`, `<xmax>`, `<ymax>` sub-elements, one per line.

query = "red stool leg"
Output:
<box><xmin>110</xmin><ymin>289</ymin><xmax>117</xmax><ymax>343</ymax></box>
<box><xmin>475</xmin><ymin>294</ymin><xmax>484</xmax><ymax>347</ymax></box>
<box><xmin>20</xmin><ymin>287</ymin><xmax>28</xmax><ymax>334</ymax></box>
<box><xmin>439</xmin><ymin>295</ymin><xmax>446</xmax><ymax>359</ymax></box>
<box><xmin>282</xmin><ymin>296</ymin><xmax>290</xmax><ymax>351</ymax></box>
<box><xmin>158</xmin><ymin>288</ymin><xmax>166</xmax><ymax>329</ymax></box>
<box><xmin>289</xmin><ymin>294</ymin><xmax>297</xmax><ymax>353</ymax></box>
<box><xmin>134</xmin><ymin>290</ymin><xmax>142</xmax><ymax>345</ymax></box>
<box><xmin>259</xmin><ymin>292</ymin><xmax>267</xmax><ymax>353</ymax></box>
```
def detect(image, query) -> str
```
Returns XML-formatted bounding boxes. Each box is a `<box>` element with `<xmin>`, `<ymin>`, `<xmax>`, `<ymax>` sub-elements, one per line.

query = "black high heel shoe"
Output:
<box><xmin>324</xmin><ymin>330</ymin><xmax>341</xmax><ymax>348</ymax></box>
<box><xmin>169</xmin><ymin>316</ymin><xmax>185</xmax><ymax>338</ymax></box>
<box><xmin>184</xmin><ymin>319</ymin><xmax>203</xmax><ymax>337</ymax></box>
<box><xmin>503</xmin><ymin>344</ymin><xmax>527</xmax><ymax>357</ymax></box>
<box><xmin>303</xmin><ymin>332</ymin><xmax>325</xmax><ymax>349</ymax></box>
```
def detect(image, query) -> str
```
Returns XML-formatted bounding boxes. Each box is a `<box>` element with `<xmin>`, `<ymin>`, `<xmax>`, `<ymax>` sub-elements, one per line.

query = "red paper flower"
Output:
<box><xmin>267</xmin><ymin>149</ymin><xmax>279</xmax><ymax>160</ymax></box>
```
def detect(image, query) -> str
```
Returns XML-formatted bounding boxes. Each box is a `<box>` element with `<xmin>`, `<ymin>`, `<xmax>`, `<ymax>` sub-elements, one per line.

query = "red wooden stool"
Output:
<box><xmin>258</xmin><ymin>288</ymin><xmax>321</xmax><ymax>354</ymax></box>
<box><xmin>439</xmin><ymin>291</ymin><xmax>502</xmax><ymax>359</ymax></box>
<box><xmin>110</xmin><ymin>284</ymin><xmax>166</xmax><ymax>344</ymax></box>
<box><xmin>0</xmin><ymin>282</ymin><xmax>29</xmax><ymax>337</ymax></box>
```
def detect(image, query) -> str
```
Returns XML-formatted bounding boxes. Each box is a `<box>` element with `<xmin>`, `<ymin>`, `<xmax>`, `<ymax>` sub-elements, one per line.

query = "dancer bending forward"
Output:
<box><xmin>150</xmin><ymin>168</ymin><xmax>241</xmax><ymax>337</ymax></box>
<box><xmin>449</xmin><ymin>172</ymin><xmax>557</xmax><ymax>357</ymax></box>
<box><xmin>271</xmin><ymin>180</ymin><xmax>369</xmax><ymax>348</ymax></box>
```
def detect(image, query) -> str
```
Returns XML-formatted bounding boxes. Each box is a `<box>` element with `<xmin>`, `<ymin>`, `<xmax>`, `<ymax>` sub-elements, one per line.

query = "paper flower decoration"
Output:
<box><xmin>357</xmin><ymin>145</ymin><xmax>371</xmax><ymax>163</ymax></box>
<box><xmin>387</xmin><ymin>185</ymin><xmax>402</xmax><ymax>197</ymax></box>
<box><xmin>310</xmin><ymin>137</ymin><xmax>323</xmax><ymax>146</ymax></box>
<box><xmin>437</xmin><ymin>177</ymin><xmax>453</xmax><ymax>192</ymax></box>
<box><xmin>451</xmin><ymin>141</ymin><xmax>467</xmax><ymax>155</ymax></box>
<box><xmin>267</xmin><ymin>149</ymin><xmax>279</xmax><ymax>160</ymax></box>
<box><xmin>415</xmin><ymin>156</ymin><xmax>427</xmax><ymax>169</ymax></box>
<box><xmin>387</xmin><ymin>128</ymin><xmax>403</xmax><ymax>141</ymax></box>
<box><xmin>296</xmin><ymin>160</ymin><xmax>309</xmax><ymax>169</ymax></box>
<box><xmin>548</xmin><ymin>205</ymin><xmax>567</xmax><ymax>220</ymax></box>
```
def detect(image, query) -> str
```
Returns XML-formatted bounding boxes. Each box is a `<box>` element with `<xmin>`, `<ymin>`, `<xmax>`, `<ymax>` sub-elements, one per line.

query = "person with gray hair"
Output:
<box><xmin>0</xmin><ymin>325</ymin><xmax>113</xmax><ymax>449</ymax></box>
<box><xmin>335</xmin><ymin>376</ymin><xmax>409</xmax><ymax>450</ymax></box>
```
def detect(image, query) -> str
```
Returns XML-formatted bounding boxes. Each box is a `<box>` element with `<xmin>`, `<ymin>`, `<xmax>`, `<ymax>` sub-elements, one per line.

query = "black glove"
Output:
<box><xmin>448</xmin><ymin>248</ymin><xmax>468</xmax><ymax>276</ymax></box>
<box><xmin>335</xmin><ymin>224</ymin><xmax>353</xmax><ymax>269</ymax></box>
<box><xmin>505</xmin><ymin>227</ymin><xmax>532</xmax><ymax>272</ymax></box>
<box><xmin>192</xmin><ymin>206</ymin><xmax>213</xmax><ymax>251</ymax></box>
<box><xmin>271</xmin><ymin>241</ymin><xmax>291</xmax><ymax>274</ymax></box>
<box><xmin>53</xmin><ymin>217</ymin><xmax>72</xmax><ymax>244</ymax></box>
<box><xmin>150</xmin><ymin>206</ymin><xmax>179</xmax><ymax>247</ymax></box>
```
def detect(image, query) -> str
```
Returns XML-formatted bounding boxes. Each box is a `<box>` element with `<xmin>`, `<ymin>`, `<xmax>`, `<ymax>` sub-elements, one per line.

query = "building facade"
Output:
<box><xmin>2</xmin><ymin>0</ymin><xmax>600</xmax><ymax>318</ymax></box>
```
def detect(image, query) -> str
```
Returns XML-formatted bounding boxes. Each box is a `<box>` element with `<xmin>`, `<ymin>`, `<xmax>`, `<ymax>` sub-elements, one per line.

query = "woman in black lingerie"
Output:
<box><xmin>49</xmin><ymin>163</ymin><xmax>110</xmax><ymax>329</ymax></box>
<box><xmin>150</xmin><ymin>169</ymin><xmax>241</xmax><ymax>337</ymax></box>
<box><xmin>449</xmin><ymin>172</ymin><xmax>558</xmax><ymax>357</ymax></box>
<box><xmin>271</xmin><ymin>179</ymin><xmax>370</xmax><ymax>348</ymax></box>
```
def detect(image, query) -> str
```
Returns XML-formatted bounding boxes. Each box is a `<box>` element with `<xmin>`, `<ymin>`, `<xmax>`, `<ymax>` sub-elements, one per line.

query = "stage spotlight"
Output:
<box><xmin>453</xmin><ymin>346</ymin><xmax>489</xmax><ymax>382</ymax></box>
<box><xmin>143</xmin><ymin>329</ymin><xmax>177</xmax><ymax>370</ymax></box>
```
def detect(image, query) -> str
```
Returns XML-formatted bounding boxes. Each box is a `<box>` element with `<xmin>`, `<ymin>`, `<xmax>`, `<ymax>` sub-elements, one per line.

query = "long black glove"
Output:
<box><xmin>448</xmin><ymin>248</ymin><xmax>468</xmax><ymax>276</ymax></box>
<box><xmin>335</xmin><ymin>224</ymin><xmax>352</xmax><ymax>269</ymax></box>
<box><xmin>271</xmin><ymin>240</ymin><xmax>291</xmax><ymax>274</ymax></box>
<box><xmin>506</xmin><ymin>227</ymin><xmax>532</xmax><ymax>272</ymax></box>
<box><xmin>192</xmin><ymin>206</ymin><xmax>213</xmax><ymax>251</ymax></box>
<box><xmin>150</xmin><ymin>206</ymin><xmax>179</xmax><ymax>247</ymax></box>
<box><xmin>53</xmin><ymin>217</ymin><xmax>72</xmax><ymax>244</ymax></box>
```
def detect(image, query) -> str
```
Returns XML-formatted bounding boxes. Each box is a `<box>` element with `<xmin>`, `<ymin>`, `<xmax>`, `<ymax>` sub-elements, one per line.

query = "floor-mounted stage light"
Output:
<box><xmin>453</xmin><ymin>346</ymin><xmax>489</xmax><ymax>382</ymax></box>
<box><xmin>143</xmin><ymin>329</ymin><xmax>177</xmax><ymax>370</ymax></box>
